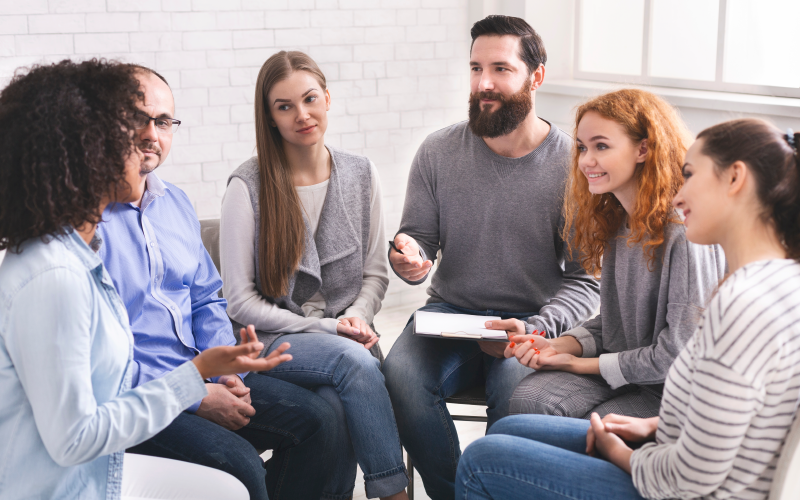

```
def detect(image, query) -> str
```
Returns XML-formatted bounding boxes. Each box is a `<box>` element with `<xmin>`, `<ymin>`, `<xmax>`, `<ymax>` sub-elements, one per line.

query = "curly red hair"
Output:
<box><xmin>563</xmin><ymin>89</ymin><xmax>692</xmax><ymax>277</ymax></box>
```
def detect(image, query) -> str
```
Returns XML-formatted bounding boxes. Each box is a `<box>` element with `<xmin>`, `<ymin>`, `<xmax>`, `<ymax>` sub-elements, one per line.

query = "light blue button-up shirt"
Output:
<box><xmin>96</xmin><ymin>173</ymin><xmax>242</xmax><ymax>412</ymax></box>
<box><xmin>0</xmin><ymin>230</ymin><xmax>207</xmax><ymax>500</ymax></box>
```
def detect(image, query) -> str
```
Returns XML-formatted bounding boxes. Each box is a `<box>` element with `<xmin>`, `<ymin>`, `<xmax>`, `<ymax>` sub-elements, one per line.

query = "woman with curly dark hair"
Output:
<box><xmin>0</xmin><ymin>59</ymin><xmax>291</xmax><ymax>499</ymax></box>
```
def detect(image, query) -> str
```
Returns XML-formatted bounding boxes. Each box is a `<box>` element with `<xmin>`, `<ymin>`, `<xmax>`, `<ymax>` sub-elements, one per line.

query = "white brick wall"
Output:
<box><xmin>0</xmin><ymin>0</ymin><xmax>474</xmax><ymax>310</ymax></box>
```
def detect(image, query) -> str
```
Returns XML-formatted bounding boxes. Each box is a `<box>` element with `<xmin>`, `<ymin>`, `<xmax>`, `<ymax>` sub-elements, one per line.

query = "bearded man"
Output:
<box><xmin>382</xmin><ymin>16</ymin><xmax>601</xmax><ymax>500</ymax></box>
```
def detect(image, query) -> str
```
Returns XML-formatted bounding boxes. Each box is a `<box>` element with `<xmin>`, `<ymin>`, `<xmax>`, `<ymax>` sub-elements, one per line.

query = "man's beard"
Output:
<box><xmin>138</xmin><ymin>141</ymin><xmax>161</xmax><ymax>175</ymax></box>
<box><xmin>468</xmin><ymin>78</ymin><xmax>533</xmax><ymax>139</ymax></box>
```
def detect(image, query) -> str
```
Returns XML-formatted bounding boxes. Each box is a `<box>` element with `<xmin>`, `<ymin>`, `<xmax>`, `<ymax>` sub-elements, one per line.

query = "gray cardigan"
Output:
<box><xmin>227</xmin><ymin>146</ymin><xmax>372</xmax><ymax>350</ymax></box>
<box><xmin>565</xmin><ymin>220</ymin><xmax>726</xmax><ymax>389</ymax></box>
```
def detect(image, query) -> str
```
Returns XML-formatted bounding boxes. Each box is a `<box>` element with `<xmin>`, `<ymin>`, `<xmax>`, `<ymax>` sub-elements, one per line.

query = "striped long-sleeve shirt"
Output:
<box><xmin>631</xmin><ymin>258</ymin><xmax>800</xmax><ymax>499</ymax></box>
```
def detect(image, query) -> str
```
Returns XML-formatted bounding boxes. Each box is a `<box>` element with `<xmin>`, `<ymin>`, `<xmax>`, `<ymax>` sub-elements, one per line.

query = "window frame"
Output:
<box><xmin>573</xmin><ymin>0</ymin><xmax>800</xmax><ymax>98</ymax></box>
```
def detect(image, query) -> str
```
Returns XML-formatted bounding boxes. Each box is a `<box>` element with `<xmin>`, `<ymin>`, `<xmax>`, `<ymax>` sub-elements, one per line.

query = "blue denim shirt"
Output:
<box><xmin>96</xmin><ymin>173</ymin><xmax>243</xmax><ymax>412</ymax></box>
<box><xmin>0</xmin><ymin>231</ymin><xmax>207</xmax><ymax>500</ymax></box>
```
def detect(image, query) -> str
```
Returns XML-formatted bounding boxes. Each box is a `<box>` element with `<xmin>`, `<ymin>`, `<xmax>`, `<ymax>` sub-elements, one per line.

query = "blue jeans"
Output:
<box><xmin>456</xmin><ymin>415</ymin><xmax>645</xmax><ymax>500</ymax></box>
<box><xmin>127</xmin><ymin>372</ymin><xmax>336</xmax><ymax>500</ymax></box>
<box><xmin>264</xmin><ymin>333</ymin><xmax>408</xmax><ymax>499</ymax></box>
<box><xmin>382</xmin><ymin>302</ymin><xmax>536</xmax><ymax>500</ymax></box>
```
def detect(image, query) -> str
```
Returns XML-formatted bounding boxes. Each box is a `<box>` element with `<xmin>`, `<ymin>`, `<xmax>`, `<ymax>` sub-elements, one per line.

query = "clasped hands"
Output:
<box><xmin>483</xmin><ymin>318</ymin><xmax>579</xmax><ymax>369</ymax></box>
<box><xmin>337</xmin><ymin>316</ymin><xmax>379</xmax><ymax>349</ymax></box>
<box><xmin>586</xmin><ymin>413</ymin><xmax>659</xmax><ymax>474</ymax></box>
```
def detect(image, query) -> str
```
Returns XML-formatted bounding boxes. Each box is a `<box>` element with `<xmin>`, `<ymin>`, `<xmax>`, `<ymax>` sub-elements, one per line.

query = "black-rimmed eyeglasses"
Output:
<box><xmin>133</xmin><ymin>111</ymin><xmax>181</xmax><ymax>135</ymax></box>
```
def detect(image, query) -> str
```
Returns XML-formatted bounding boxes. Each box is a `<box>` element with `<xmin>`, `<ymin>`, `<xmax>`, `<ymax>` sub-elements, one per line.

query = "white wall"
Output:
<box><xmin>4</xmin><ymin>2</ymin><xmax>795</xmax><ymax>291</ymax></box>
<box><xmin>0</xmin><ymin>0</ymin><xmax>477</xmax><ymax>310</ymax></box>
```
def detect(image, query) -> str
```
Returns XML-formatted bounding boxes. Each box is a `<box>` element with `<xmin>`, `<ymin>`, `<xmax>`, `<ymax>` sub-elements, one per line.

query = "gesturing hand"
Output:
<box><xmin>389</xmin><ymin>233</ymin><xmax>432</xmax><ymax>282</ymax></box>
<box><xmin>337</xmin><ymin>317</ymin><xmax>379</xmax><ymax>349</ymax></box>
<box><xmin>196</xmin><ymin>383</ymin><xmax>255</xmax><ymax>431</ymax></box>
<box><xmin>192</xmin><ymin>325</ymin><xmax>292</xmax><ymax>380</ymax></box>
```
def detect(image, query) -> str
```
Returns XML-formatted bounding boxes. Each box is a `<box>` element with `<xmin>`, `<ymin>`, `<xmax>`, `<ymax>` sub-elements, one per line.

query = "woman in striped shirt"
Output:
<box><xmin>455</xmin><ymin>118</ymin><xmax>800</xmax><ymax>499</ymax></box>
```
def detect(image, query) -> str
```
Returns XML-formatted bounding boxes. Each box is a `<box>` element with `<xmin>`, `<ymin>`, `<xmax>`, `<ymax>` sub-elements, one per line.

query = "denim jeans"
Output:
<box><xmin>264</xmin><ymin>333</ymin><xmax>408</xmax><ymax>499</ymax></box>
<box><xmin>382</xmin><ymin>302</ymin><xmax>536</xmax><ymax>500</ymax></box>
<box><xmin>456</xmin><ymin>415</ymin><xmax>645</xmax><ymax>500</ymax></box>
<box><xmin>127</xmin><ymin>372</ymin><xmax>337</xmax><ymax>500</ymax></box>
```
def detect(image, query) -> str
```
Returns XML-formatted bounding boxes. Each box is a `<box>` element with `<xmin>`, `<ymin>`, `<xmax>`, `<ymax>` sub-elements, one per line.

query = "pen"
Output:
<box><xmin>388</xmin><ymin>240</ymin><xmax>405</xmax><ymax>255</ymax></box>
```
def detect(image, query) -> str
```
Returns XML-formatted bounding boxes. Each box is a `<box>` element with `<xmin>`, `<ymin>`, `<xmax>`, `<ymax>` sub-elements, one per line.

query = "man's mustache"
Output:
<box><xmin>138</xmin><ymin>142</ymin><xmax>161</xmax><ymax>174</ymax></box>
<box><xmin>472</xmin><ymin>91</ymin><xmax>506</xmax><ymax>103</ymax></box>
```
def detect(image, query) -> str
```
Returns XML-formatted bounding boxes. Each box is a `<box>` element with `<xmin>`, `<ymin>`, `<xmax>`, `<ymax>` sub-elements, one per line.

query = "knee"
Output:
<box><xmin>457</xmin><ymin>435</ymin><xmax>507</xmax><ymax>480</ymax></box>
<box><xmin>336</xmin><ymin>342</ymin><xmax>385</xmax><ymax>384</ymax></box>
<box><xmin>381</xmin><ymin>350</ymin><xmax>404</xmax><ymax>392</ymax></box>
<box><xmin>382</xmin><ymin>352</ymin><xmax>425</xmax><ymax>406</ymax></box>
<box><xmin>211</xmin><ymin>436</ymin><xmax>267</xmax><ymax>475</ymax></box>
<box><xmin>340</xmin><ymin>340</ymin><xmax>380</xmax><ymax>368</ymax></box>
<box><xmin>508</xmin><ymin>374</ymin><xmax>571</xmax><ymax>417</ymax></box>
<box><xmin>487</xmin><ymin>415</ymin><xmax>530</xmax><ymax>436</ymax></box>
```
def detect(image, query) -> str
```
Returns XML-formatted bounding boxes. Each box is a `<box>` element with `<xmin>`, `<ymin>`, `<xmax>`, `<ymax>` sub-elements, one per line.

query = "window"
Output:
<box><xmin>574</xmin><ymin>0</ymin><xmax>800</xmax><ymax>98</ymax></box>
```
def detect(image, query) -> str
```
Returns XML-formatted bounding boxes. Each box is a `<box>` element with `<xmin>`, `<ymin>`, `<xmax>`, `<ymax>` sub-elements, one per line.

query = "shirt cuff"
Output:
<box><xmin>320</xmin><ymin>317</ymin><xmax>341</xmax><ymax>334</ymax></box>
<box><xmin>599</xmin><ymin>352</ymin><xmax>629</xmax><ymax>390</ymax></box>
<box><xmin>562</xmin><ymin>327</ymin><xmax>596</xmax><ymax>357</ymax></box>
<box><xmin>209</xmin><ymin>372</ymin><xmax>250</xmax><ymax>387</ymax></box>
<box><xmin>165</xmin><ymin>361</ymin><xmax>208</xmax><ymax>414</ymax></box>
<box><xmin>338</xmin><ymin>309</ymin><xmax>367</xmax><ymax>324</ymax></box>
<box><xmin>389</xmin><ymin>245</ymin><xmax>431</xmax><ymax>285</ymax></box>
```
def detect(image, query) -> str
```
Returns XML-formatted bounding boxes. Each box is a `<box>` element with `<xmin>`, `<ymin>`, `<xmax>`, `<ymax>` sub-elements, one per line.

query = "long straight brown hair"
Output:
<box><xmin>254</xmin><ymin>51</ymin><xmax>327</xmax><ymax>297</ymax></box>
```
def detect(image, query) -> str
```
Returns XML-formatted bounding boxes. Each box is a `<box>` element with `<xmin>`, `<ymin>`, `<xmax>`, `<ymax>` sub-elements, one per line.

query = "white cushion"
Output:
<box><xmin>121</xmin><ymin>453</ymin><xmax>248</xmax><ymax>500</ymax></box>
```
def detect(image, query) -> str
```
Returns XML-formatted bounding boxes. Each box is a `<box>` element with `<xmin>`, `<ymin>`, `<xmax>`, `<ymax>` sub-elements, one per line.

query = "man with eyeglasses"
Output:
<box><xmin>95</xmin><ymin>66</ymin><xmax>338</xmax><ymax>500</ymax></box>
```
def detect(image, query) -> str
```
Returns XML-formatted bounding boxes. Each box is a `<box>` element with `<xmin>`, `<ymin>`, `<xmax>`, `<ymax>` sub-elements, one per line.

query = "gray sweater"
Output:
<box><xmin>565</xmin><ymin>221</ymin><xmax>726</xmax><ymax>389</ymax></box>
<box><xmin>394</xmin><ymin>120</ymin><xmax>600</xmax><ymax>337</ymax></box>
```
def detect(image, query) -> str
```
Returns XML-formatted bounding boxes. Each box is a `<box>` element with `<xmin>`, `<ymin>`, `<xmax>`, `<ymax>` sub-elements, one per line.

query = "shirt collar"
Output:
<box><xmin>138</xmin><ymin>172</ymin><xmax>169</xmax><ymax>212</ymax></box>
<box><xmin>145</xmin><ymin>171</ymin><xmax>168</xmax><ymax>197</ymax></box>
<box><xmin>62</xmin><ymin>228</ymin><xmax>105</xmax><ymax>277</ymax></box>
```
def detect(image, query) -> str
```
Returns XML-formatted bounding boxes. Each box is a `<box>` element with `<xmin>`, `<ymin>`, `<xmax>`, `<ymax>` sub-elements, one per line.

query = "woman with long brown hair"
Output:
<box><xmin>487</xmin><ymin>89</ymin><xmax>724</xmax><ymax>419</ymax></box>
<box><xmin>219</xmin><ymin>51</ymin><xmax>408</xmax><ymax>500</ymax></box>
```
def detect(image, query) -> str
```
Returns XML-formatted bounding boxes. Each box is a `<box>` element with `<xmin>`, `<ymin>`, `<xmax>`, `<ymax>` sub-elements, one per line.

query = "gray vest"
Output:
<box><xmin>227</xmin><ymin>146</ymin><xmax>372</xmax><ymax>349</ymax></box>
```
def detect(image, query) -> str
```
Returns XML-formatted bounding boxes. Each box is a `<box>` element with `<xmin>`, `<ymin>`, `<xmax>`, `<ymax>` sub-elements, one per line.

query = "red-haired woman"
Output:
<box><xmin>487</xmin><ymin>89</ymin><xmax>725</xmax><ymax>419</ymax></box>
<box><xmin>455</xmin><ymin>118</ymin><xmax>800</xmax><ymax>499</ymax></box>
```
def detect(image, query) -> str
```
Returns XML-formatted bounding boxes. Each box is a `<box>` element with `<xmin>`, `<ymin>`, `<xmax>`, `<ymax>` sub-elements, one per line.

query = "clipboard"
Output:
<box><xmin>413</xmin><ymin>311</ymin><xmax>509</xmax><ymax>342</ymax></box>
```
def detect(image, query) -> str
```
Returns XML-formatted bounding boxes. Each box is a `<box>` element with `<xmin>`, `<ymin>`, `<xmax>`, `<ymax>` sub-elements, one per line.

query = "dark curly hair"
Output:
<box><xmin>0</xmin><ymin>58</ymin><xmax>142</xmax><ymax>252</ymax></box>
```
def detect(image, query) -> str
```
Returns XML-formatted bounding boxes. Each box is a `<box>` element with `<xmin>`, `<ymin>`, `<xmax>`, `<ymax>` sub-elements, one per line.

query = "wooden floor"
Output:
<box><xmin>261</xmin><ymin>304</ymin><xmax>489</xmax><ymax>500</ymax></box>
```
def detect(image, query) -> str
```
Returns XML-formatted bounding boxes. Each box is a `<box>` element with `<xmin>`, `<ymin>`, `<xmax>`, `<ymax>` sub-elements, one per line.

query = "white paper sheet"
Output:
<box><xmin>413</xmin><ymin>311</ymin><xmax>508</xmax><ymax>340</ymax></box>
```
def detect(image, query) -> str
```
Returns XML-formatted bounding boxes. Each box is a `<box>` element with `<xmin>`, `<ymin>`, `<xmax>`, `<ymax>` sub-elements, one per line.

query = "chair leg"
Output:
<box><xmin>407</xmin><ymin>450</ymin><xmax>414</xmax><ymax>500</ymax></box>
